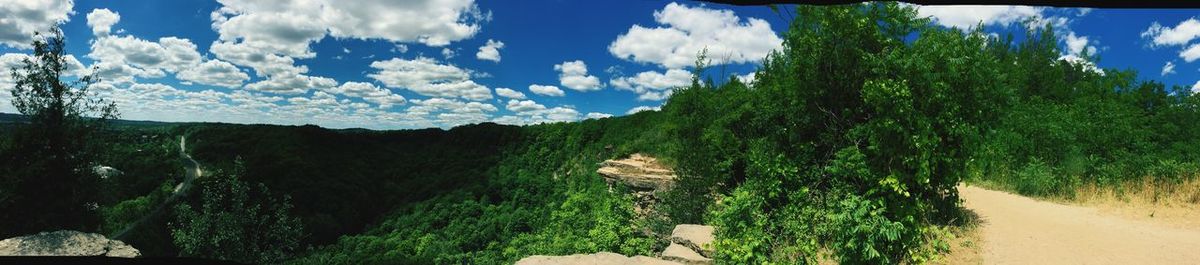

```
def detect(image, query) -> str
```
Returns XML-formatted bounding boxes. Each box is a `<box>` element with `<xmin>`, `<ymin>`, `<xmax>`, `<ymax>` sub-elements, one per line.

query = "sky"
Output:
<box><xmin>0</xmin><ymin>1</ymin><xmax>1197</xmax><ymax>130</ymax></box>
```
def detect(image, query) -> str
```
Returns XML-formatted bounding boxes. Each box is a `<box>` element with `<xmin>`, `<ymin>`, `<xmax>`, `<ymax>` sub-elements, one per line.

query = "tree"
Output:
<box><xmin>171</xmin><ymin>160</ymin><xmax>305</xmax><ymax>264</ymax></box>
<box><xmin>0</xmin><ymin>28</ymin><xmax>117</xmax><ymax>237</ymax></box>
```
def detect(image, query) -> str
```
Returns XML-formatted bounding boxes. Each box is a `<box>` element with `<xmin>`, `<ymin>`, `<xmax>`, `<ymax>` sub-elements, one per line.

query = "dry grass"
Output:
<box><xmin>1071</xmin><ymin>177</ymin><xmax>1200</xmax><ymax>229</ymax></box>
<box><xmin>928</xmin><ymin>208</ymin><xmax>984</xmax><ymax>265</ymax></box>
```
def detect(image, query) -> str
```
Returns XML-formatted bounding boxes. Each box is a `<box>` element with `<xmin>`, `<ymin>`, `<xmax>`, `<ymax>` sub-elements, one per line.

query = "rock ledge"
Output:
<box><xmin>0</xmin><ymin>230</ymin><xmax>140</xmax><ymax>257</ymax></box>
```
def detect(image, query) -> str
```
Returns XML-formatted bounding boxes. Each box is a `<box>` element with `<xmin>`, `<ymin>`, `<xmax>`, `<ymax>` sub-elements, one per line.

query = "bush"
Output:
<box><xmin>172</xmin><ymin>164</ymin><xmax>305</xmax><ymax>264</ymax></box>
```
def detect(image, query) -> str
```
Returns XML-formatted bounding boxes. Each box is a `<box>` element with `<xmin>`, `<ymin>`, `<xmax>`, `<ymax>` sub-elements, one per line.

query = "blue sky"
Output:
<box><xmin>0</xmin><ymin>1</ymin><xmax>1197</xmax><ymax>129</ymax></box>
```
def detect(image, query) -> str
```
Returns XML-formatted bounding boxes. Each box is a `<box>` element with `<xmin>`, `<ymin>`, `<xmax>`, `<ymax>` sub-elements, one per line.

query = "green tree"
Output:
<box><xmin>0</xmin><ymin>28</ymin><xmax>117</xmax><ymax>237</ymax></box>
<box><xmin>172</xmin><ymin>161</ymin><xmax>305</xmax><ymax>264</ymax></box>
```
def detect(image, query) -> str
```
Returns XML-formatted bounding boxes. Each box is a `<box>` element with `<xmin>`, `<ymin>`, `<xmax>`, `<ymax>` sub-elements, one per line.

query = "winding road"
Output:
<box><xmin>110</xmin><ymin>135</ymin><xmax>202</xmax><ymax>240</ymax></box>
<box><xmin>960</xmin><ymin>185</ymin><xmax>1200</xmax><ymax>264</ymax></box>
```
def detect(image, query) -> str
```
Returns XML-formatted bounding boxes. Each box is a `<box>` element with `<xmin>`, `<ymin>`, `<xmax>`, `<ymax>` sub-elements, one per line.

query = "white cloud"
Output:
<box><xmin>86</xmin><ymin>8</ymin><xmax>120</xmax><ymax>37</ymax></box>
<box><xmin>1192</xmin><ymin>80</ymin><xmax>1200</xmax><ymax>94</ymax></box>
<box><xmin>1077</xmin><ymin>8</ymin><xmax>1093</xmax><ymax>16</ymax></box>
<box><xmin>211</xmin><ymin>0</ymin><xmax>487</xmax><ymax>57</ymax></box>
<box><xmin>626</xmin><ymin>105</ymin><xmax>660</xmax><ymax>115</ymax></box>
<box><xmin>610</xmin><ymin>68</ymin><xmax>691</xmax><ymax>101</ymax></box>
<box><xmin>368</xmin><ymin>57</ymin><xmax>492</xmax><ymax>101</ymax></box>
<box><xmin>209</xmin><ymin>40</ymin><xmax>306</xmax><ymax>77</ymax></box>
<box><xmin>528</xmin><ymin>84</ymin><xmax>564</xmax><ymax>97</ymax></box>
<box><xmin>1141</xmin><ymin>18</ymin><xmax>1200</xmax><ymax>47</ymax></box>
<box><xmin>1162</xmin><ymin>61</ymin><xmax>1176</xmax><ymax>76</ymax></box>
<box><xmin>176</xmin><ymin>59</ymin><xmax>250</xmax><ymax>88</ymax></box>
<box><xmin>1064</xmin><ymin>32</ymin><xmax>1090</xmax><ymax>55</ymax></box>
<box><xmin>476</xmin><ymin>39</ymin><xmax>503</xmax><ymax>62</ymax></box>
<box><xmin>586</xmin><ymin>112</ymin><xmax>612</xmax><ymax>119</ymax></box>
<box><xmin>914</xmin><ymin>5</ymin><xmax>1043</xmax><ymax>29</ymax></box>
<box><xmin>497</xmin><ymin>99</ymin><xmax>580</xmax><ymax>125</ymax></box>
<box><xmin>505</xmin><ymin>99</ymin><xmax>545</xmax><ymax>112</ymax></box>
<box><xmin>442</xmin><ymin>47</ymin><xmax>457</xmax><ymax>59</ymax></box>
<box><xmin>608</xmin><ymin>2</ymin><xmax>782</xmax><ymax>69</ymax></box>
<box><xmin>737</xmin><ymin>72</ymin><xmax>756</xmax><ymax>85</ymax></box>
<box><xmin>495</xmin><ymin>87</ymin><xmax>525</xmax><ymax>99</ymax></box>
<box><xmin>1058</xmin><ymin>54</ymin><xmax>1104</xmax><ymax>75</ymax></box>
<box><xmin>245</xmin><ymin>74</ymin><xmax>337</xmax><ymax>95</ymax></box>
<box><xmin>1182</xmin><ymin>43</ymin><xmax>1200</xmax><ymax>62</ymax></box>
<box><xmin>329</xmin><ymin>81</ymin><xmax>407</xmax><ymax>108</ymax></box>
<box><xmin>0</xmin><ymin>0</ymin><xmax>73</xmax><ymax>49</ymax></box>
<box><xmin>88</xmin><ymin>35</ymin><xmax>203</xmax><ymax>75</ymax></box>
<box><xmin>554</xmin><ymin>60</ymin><xmax>601</xmax><ymax>91</ymax></box>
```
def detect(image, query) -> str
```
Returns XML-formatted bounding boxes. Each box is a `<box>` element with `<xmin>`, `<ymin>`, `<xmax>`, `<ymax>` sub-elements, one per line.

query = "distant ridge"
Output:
<box><xmin>0</xmin><ymin>112</ymin><xmax>174</xmax><ymax>127</ymax></box>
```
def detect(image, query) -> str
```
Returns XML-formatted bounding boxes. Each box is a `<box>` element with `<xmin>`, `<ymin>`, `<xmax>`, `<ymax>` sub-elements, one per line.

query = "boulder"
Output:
<box><xmin>661</xmin><ymin>243</ymin><xmax>712</xmax><ymax>265</ymax></box>
<box><xmin>0</xmin><ymin>230</ymin><xmax>140</xmax><ymax>257</ymax></box>
<box><xmin>670</xmin><ymin>224</ymin><xmax>715</xmax><ymax>257</ymax></box>
<box><xmin>597</xmin><ymin>153</ymin><xmax>676</xmax><ymax>190</ymax></box>
<box><xmin>515</xmin><ymin>252</ymin><xmax>681</xmax><ymax>265</ymax></box>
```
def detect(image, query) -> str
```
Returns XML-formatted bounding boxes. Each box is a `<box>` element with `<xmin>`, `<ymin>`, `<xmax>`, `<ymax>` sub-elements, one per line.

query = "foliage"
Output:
<box><xmin>0</xmin><ymin>27</ymin><xmax>117</xmax><ymax>237</ymax></box>
<box><xmin>172</xmin><ymin>161</ymin><xmax>305</xmax><ymax>264</ymax></box>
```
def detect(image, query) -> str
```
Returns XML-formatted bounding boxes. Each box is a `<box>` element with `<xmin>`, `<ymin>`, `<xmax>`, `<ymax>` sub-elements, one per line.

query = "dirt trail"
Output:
<box><xmin>110</xmin><ymin>135</ymin><xmax>202</xmax><ymax>240</ymax></box>
<box><xmin>959</xmin><ymin>185</ymin><xmax>1200</xmax><ymax>264</ymax></box>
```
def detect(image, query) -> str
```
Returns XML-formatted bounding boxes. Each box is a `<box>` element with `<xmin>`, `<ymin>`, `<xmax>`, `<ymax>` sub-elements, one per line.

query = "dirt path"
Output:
<box><xmin>110</xmin><ymin>135</ymin><xmax>202</xmax><ymax>240</ymax></box>
<box><xmin>959</xmin><ymin>185</ymin><xmax>1200</xmax><ymax>264</ymax></box>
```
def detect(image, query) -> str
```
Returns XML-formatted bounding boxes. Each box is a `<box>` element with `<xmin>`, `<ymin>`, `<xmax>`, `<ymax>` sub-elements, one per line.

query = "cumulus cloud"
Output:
<box><xmin>210</xmin><ymin>0</ymin><xmax>487</xmax><ymax>57</ymax></box>
<box><xmin>610</xmin><ymin>68</ymin><xmax>691</xmax><ymax>101</ymax></box>
<box><xmin>626</xmin><ymin>105</ymin><xmax>661</xmax><ymax>115</ymax></box>
<box><xmin>1193</xmin><ymin>80</ymin><xmax>1200</xmax><ymax>94</ymax></box>
<box><xmin>586</xmin><ymin>112</ymin><xmax>613</xmax><ymax>119</ymax></box>
<box><xmin>495</xmin><ymin>87</ymin><xmax>526</xmax><ymax>99</ymax></box>
<box><xmin>1162</xmin><ymin>61</ymin><xmax>1176</xmax><ymax>76</ymax></box>
<box><xmin>505</xmin><ymin>99</ymin><xmax>545</xmax><ymax>112</ymax></box>
<box><xmin>177</xmin><ymin>59</ymin><xmax>250</xmax><ymax>88</ymax></box>
<box><xmin>476</xmin><ymin>39</ymin><xmax>503</xmax><ymax>62</ymax></box>
<box><xmin>914</xmin><ymin>5</ymin><xmax>1043</xmax><ymax>29</ymax></box>
<box><xmin>1182</xmin><ymin>43</ymin><xmax>1200</xmax><ymax>62</ymax></box>
<box><xmin>368</xmin><ymin>57</ymin><xmax>492</xmax><ymax>101</ymax></box>
<box><xmin>87</xmin><ymin>8</ymin><xmax>120</xmax><ymax>37</ymax></box>
<box><xmin>496</xmin><ymin>99</ymin><xmax>580</xmax><ymax>125</ymax></box>
<box><xmin>88</xmin><ymin>35</ymin><xmax>203</xmax><ymax>76</ymax></box>
<box><xmin>737</xmin><ymin>72</ymin><xmax>756</xmax><ymax>85</ymax></box>
<box><xmin>1141</xmin><ymin>18</ymin><xmax>1200</xmax><ymax>47</ymax></box>
<box><xmin>329</xmin><ymin>81</ymin><xmax>407</xmax><ymax>108</ymax></box>
<box><xmin>608</xmin><ymin>2</ymin><xmax>782</xmax><ymax>69</ymax></box>
<box><xmin>0</xmin><ymin>0</ymin><xmax>73</xmax><ymax>49</ymax></box>
<box><xmin>528</xmin><ymin>84</ymin><xmax>564</xmax><ymax>97</ymax></box>
<box><xmin>1064</xmin><ymin>32</ymin><xmax>1093</xmax><ymax>56</ymax></box>
<box><xmin>554</xmin><ymin>60</ymin><xmax>601</xmax><ymax>91</ymax></box>
<box><xmin>1058</xmin><ymin>54</ymin><xmax>1104</xmax><ymax>75</ymax></box>
<box><xmin>209</xmin><ymin>40</ymin><xmax>306</xmax><ymax>77</ymax></box>
<box><xmin>245</xmin><ymin>74</ymin><xmax>337</xmax><ymax>95</ymax></box>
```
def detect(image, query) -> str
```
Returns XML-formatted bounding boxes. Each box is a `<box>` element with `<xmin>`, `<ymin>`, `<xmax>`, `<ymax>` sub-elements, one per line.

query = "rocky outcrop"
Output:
<box><xmin>597</xmin><ymin>153</ymin><xmax>676</xmax><ymax>190</ymax></box>
<box><xmin>661</xmin><ymin>243</ymin><xmax>712</xmax><ymax>265</ymax></box>
<box><xmin>597</xmin><ymin>154</ymin><xmax>676</xmax><ymax>220</ymax></box>
<box><xmin>515</xmin><ymin>252</ymin><xmax>682</xmax><ymax>265</ymax></box>
<box><xmin>670</xmin><ymin>224</ymin><xmax>714</xmax><ymax>257</ymax></box>
<box><xmin>516</xmin><ymin>224</ymin><xmax>717</xmax><ymax>265</ymax></box>
<box><xmin>0</xmin><ymin>230</ymin><xmax>140</xmax><ymax>257</ymax></box>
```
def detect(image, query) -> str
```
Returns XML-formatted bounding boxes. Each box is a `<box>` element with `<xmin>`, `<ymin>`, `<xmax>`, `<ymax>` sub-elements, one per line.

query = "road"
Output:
<box><xmin>110</xmin><ymin>135</ymin><xmax>202</xmax><ymax>240</ymax></box>
<box><xmin>960</xmin><ymin>185</ymin><xmax>1200</xmax><ymax>264</ymax></box>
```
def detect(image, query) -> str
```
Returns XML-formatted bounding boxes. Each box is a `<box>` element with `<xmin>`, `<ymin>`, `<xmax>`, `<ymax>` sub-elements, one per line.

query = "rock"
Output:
<box><xmin>661</xmin><ymin>243</ymin><xmax>712</xmax><ymax>265</ymax></box>
<box><xmin>93</xmin><ymin>165</ymin><xmax>122</xmax><ymax>179</ymax></box>
<box><xmin>0</xmin><ymin>230</ymin><xmax>140</xmax><ymax>258</ymax></box>
<box><xmin>670</xmin><ymin>224</ymin><xmax>715</xmax><ymax>257</ymax></box>
<box><xmin>515</xmin><ymin>252</ymin><xmax>681</xmax><ymax>265</ymax></box>
<box><xmin>597</xmin><ymin>153</ymin><xmax>676</xmax><ymax>190</ymax></box>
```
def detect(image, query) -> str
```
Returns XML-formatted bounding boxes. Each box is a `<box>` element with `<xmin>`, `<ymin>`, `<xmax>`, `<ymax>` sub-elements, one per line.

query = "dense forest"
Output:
<box><xmin>2</xmin><ymin>2</ymin><xmax>1200</xmax><ymax>264</ymax></box>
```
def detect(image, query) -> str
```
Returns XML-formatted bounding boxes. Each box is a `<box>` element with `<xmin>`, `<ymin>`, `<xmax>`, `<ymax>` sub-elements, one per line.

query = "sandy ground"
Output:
<box><xmin>959</xmin><ymin>185</ymin><xmax>1200</xmax><ymax>264</ymax></box>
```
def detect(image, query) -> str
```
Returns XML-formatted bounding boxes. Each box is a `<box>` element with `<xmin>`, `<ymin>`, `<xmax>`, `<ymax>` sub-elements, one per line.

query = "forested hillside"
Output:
<box><xmin>3</xmin><ymin>2</ymin><xmax>1199</xmax><ymax>264</ymax></box>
